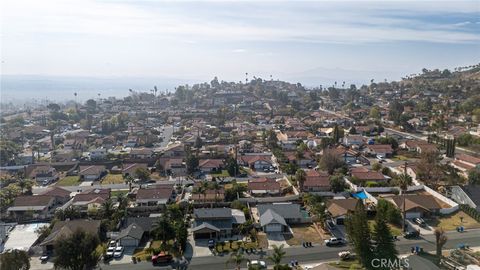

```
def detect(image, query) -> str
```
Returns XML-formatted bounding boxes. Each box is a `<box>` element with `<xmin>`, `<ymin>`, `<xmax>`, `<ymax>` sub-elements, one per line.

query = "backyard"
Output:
<box><xmin>210</xmin><ymin>170</ymin><xmax>230</xmax><ymax>177</ymax></box>
<box><xmin>56</xmin><ymin>176</ymin><xmax>80</xmax><ymax>186</ymax></box>
<box><xmin>284</xmin><ymin>224</ymin><xmax>324</xmax><ymax>246</ymax></box>
<box><xmin>427</xmin><ymin>211</ymin><xmax>480</xmax><ymax>231</ymax></box>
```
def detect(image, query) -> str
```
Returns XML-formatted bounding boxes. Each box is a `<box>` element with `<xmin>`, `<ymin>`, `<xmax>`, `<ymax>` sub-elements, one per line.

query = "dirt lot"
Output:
<box><xmin>284</xmin><ymin>224</ymin><xmax>324</xmax><ymax>246</ymax></box>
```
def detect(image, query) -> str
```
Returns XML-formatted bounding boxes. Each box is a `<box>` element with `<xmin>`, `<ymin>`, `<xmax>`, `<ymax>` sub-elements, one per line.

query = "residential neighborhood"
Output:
<box><xmin>1</xmin><ymin>1</ymin><xmax>480</xmax><ymax>269</ymax></box>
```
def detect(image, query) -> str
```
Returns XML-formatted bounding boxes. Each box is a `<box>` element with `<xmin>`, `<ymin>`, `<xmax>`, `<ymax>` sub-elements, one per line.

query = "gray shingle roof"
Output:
<box><xmin>194</xmin><ymin>208</ymin><xmax>231</xmax><ymax>219</ymax></box>
<box><xmin>257</xmin><ymin>203</ymin><xmax>303</xmax><ymax>220</ymax></box>
<box><xmin>117</xmin><ymin>223</ymin><xmax>144</xmax><ymax>240</ymax></box>
<box><xmin>260</xmin><ymin>209</ymin><xmax>287</xmax><ymax>227</ymax></box>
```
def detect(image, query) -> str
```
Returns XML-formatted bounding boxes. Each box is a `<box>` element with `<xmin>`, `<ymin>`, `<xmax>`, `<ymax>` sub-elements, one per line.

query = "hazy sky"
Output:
<box><xmin>1</xmin><ymin>0</ymin><xmax>480</xmax><ymax>85</ymax></box>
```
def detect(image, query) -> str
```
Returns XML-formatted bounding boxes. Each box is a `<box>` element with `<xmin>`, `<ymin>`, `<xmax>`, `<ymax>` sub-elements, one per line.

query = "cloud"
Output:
<box><xmin>232</xmin><ymin>49</ymin><xmax>247</xmax><ymax>53</ymax></box>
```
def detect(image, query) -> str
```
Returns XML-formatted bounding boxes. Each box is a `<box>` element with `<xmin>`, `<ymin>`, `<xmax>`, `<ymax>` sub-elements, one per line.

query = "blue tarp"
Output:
<box><xmin>352</xmin><ymin>190</ymin><xmax>368</xmax><ymax>199</ymax></box>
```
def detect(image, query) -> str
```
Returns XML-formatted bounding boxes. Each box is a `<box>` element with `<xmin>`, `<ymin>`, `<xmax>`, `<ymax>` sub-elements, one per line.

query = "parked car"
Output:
<box><xmin>40</xmin><ymin>254</ymin><xmax>49</xmax><ymax>262</ymax></box>
<box><xmin>325</xmin><ymin>237</ymin><xmax>346</xmax><ymax>247</ymax></box>
<box><xmin>404</xmin><ymin>231</ymin><xmax>420</xmax><ymax>239</ymax></box>
<box><xmin>108</xmin><ymin>240</ymin><xmax>117</xmax><ymax>247</ymax></box>
<box><xmin>247</xmin><ymin>260</ymin><xmax>267</xmax><ymax>269</ymax></box>
<box><xmin>338</xmin><ymin>251</ymin><xmax>355</xmax><ymax>260</ymax></box>
<box><xmin>414</xmin><ymin>217</ymin><xmax>426</xmax><ymax>227</ymax></box>
<box><xmin>152</xmin><ymin>252</ymin><xmax>173</xmax><ymax>264</ymax></box>
<box><xmin>113</xmin><ymin>246</ymin><xmax>124</xmax><ymax>258</ymax></box>
<box><xmin>106</xmin><ymin>247</ymin><xmax>115</xmax><ymax>258</ymax></box>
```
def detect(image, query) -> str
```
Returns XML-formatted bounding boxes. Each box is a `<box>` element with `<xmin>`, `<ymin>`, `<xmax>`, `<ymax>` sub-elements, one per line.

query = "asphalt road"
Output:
<box><xmin>101</xmin><ymin>229</ymin><xmax>480</xmax><ymax>270</ymax></box>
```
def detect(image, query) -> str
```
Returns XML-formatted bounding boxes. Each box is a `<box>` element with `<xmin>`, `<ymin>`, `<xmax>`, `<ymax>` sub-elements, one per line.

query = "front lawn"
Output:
<box><xmin>328</xmin><ymin>260</ymin><xmax>364</xmax><ymax>269</ymax></box>
<box><xmin>210</xmin><ymin>170</ymin><xmax>230</xmax><ymax>177</ymax></box>
<box><xmin>368</xmin><ymin>220</ymin><xmax>402</xmax><ymax>236</ymax></box>
<box><xmin>56</xmin><ymin>176</ymin><xmax>80</xmax><ymax>186</ymax></box>
<box><xmin>285</xmin><ymin>224</ymin><xmax>324</xmax><ymax>246</ymax></box>
<box><xmin>111</xmin><ymin>190</ymin><xmax>129</xmax><ymax>197</ymax></box>
<box><xmin>215</xmin><ymin>240</ymin><xmax>258</xmax><ymax>253</ymax></box>
<box><xmin>427</xmin><ymin>211</ymin><xmax>480</xmax><ymax>231</ymax></box>
<box><xmin>101</xmin><ymin>174</ymin><xmax>124</xmax><ymax>184</ymax></box>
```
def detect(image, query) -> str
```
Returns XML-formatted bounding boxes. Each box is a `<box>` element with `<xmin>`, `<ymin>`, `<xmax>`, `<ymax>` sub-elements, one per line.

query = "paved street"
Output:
<box><xmin>101</xmin><ymin>229</ymin><xmax>480</xmax><ymax>270</ymax></box>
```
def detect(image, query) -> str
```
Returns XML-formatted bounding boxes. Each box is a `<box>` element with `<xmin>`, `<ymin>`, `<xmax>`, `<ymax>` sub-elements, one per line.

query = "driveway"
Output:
<box><xmin>406</xmin><ymin>220</ymin><xmax>435</xmax><ymax>235</ymax></box>
<box><xmin>266</xmin><ymin>233</ymin><xmax>289</xmax><ymax>248</ymax></box>
<box><xmin>188</xmin><ymin>234</ymin><xmax>213</xmax><ymax>257</ymax></box>
<box><xmin>107</xmin><ymin>247</ymin><xmax>135</xmax><ymax>265</ymax></box>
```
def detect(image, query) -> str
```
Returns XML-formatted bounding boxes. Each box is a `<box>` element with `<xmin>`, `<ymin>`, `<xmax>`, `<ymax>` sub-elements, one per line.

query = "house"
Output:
<box><xmin>135</xmin><ymin>185</ymin><xmax>174</xmax><ymax>207</ymax></box>
<box><xmin>129</xmin><ymin>148</ymin><xmax>154</xmax><ymax>159</ymax></box>
<box><xmin>79</xmin><ymin>165</ymin><xmax>107</xmax><ymax>181</ymax></box>
<box><xmin>116</xmin><ymin>223</ymin><xmax>145</xmax><ymax>248</ymax></box>
<box><xmin>303</xmin><ymin>170</ymin><xmax>330</xmax><ymax>192</ymax></box>
<box><xmin>122</xmin><ymin>163</ymin><xmax>148</xmax><ymax>178</ymax></box>
<box><xmin>191</xmin><ymin>208</ymin><xmax>246</xmax><ymax>239</ymax></box>
<box><xmin>7</xmin><ymin>195</ymin><xmax>56</xmax><ymax>219</ymax></box>
<box><xmin>365</xmin><ymin>144</ymin><xmax>393</xmax><ymax>158</ymax></box>
<box><xmin>257</xmin><ymin>203</ymin><xmax>309</xmax><ymax>233</ymax></box>
<box><xmin>351</xmin><ymin>169</ymin><xmax>387</xmax><ymax>183</ymax></box>
<box><xmin>238</xmin><ymin>154</ymin><xmax>273</xmax><ymax>171</ymax></box>
<box><xmin>343</xmin><ymin>135</ymin><xmax>365</xmax><ymax>147</ymax></box>
<box><xmin>125</xmin><ymin>136</ymin><xmax>138</xmax><ymax>148</ymax></box>
<box><xmin>452</xmin><ymin>154</ymin><xmax>480</xmax><ymax>177</ymax></box>
<box><xmin>248</xmin><ymin>178</ymin><xmax>281</xmax><ymax>196</ymax></box>
<box><xmin>39</xmin><ymin>186</ymin><xmax>71</xmax><ymax>205</ymax></box>
<box><xmin>451</xmin><ymin>185</ymin><xmax>480</xmax><ymax>212</ymax></box>
<box><xmin>198</xmin><ymin>159</ymin><xmax>224</xmax><ymax>173</ymax></box>
<box><xmin>71</xmin><ymin>188</ymin><xmax>111</xmax><ymax>212</ymax></box>
<box><xmin>191</xmin><ymin>185</ymin><xmax>225</xmax><ymax>203</ymax></box>
<box><xmin>40</xmin><ymin>219</ymin><xmax>101</xmax><ymax>252</ymax></box>
<box><xmin>385</xmin><ymin>195</ymin><xmax>447</xmax><ymax>218</ymax></box>
<box><xmin>28</xmin><ymin>165</ymin><xmax>59</xmax><ymax>185</ymax></box>
<box><xmin>327</xmin><ymin>198</ymin><xmax>359</xmax><ymax>225</ymax></box>
<box><xmin>284</xmin><ymin>151</ymin><xmax>316</xmax><ymax>168</ymax></box>
<box><xmin>90</xmin><ymin>148</ymin><xmax>107</xmax><ymax>160</ymax></box>
<box><xmin>400</xmin><ymin>140</ymin><xmax>437</xmax><ymax>154</ymax></box>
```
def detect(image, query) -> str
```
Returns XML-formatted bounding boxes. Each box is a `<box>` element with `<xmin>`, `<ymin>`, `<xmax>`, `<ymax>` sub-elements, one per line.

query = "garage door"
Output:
<box><xmin>265</xmin><ymin>224</ymin><xmax>283</xmax><ymax>232</ymax></box>
<box><xmin>120</xmin><ymin>238</ymin><xmax>138</xmax><ymax>247</ymax></box>
<box><xmin>406</xmin><ymin>212</ymin><xmax>421</xmax><ymax>219</ymax></box>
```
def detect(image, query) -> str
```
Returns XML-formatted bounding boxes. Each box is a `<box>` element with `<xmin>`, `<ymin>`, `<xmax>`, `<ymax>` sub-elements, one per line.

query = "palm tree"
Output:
<box><xmin>395</xmin><ymin>173</ymin><xmax>412</xmax><ymax>232</ymax></box>
<box><xmin>153</xmin><ymin>217</ymin><xmax>174</xmax><ymax>244</ymax></box>
<box><xmin>101</xmin><ymin>199</ymin><xmax>114</xmax><ymax>219</ymax></box>
<box><xmin>434</xmin><ymin>228</ymin><xmax>447</xmax><ymax>257</ymax></box>
<box><xmin>226</xmin><ymin>250</ymin><xmax>247</xmax><ymax>270</ymax></box>
<box><xmin>268</xmin><ymin>244</ymin><xmax>286</xmax><ymax>269</ymax></box>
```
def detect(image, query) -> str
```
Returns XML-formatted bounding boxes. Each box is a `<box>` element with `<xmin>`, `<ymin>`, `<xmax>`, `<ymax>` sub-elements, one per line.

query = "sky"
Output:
<box><xmin>1</xmin><ymin>0</ymin><xmax>480</xmax><ymax>92</ymax></box>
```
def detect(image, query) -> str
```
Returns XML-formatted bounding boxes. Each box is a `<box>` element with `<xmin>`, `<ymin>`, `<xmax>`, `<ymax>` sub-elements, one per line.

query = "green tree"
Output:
<box><xmin>319</xmin><ymin>149</ymin><xmax>345</xmax><ymax>174</ymax></box>
<box><xmin>134</xmin><ymin>167</ymin><xmax>150</xmax><ymax>181</ymax></box>
<box><xmin>345</xmin><ymin>200</ymin><xmax>373</xmax><ymax>268</ymax></box>
<box><xmin>152</xmin><ymin>216</ymin><xmax>175</xmax><ymax>244</ymax></box>
<box><xmin>332</xmin><ymin>124</ymin><xmax>344</xmax><ymax>143</ymax></box>
<box><xmin>330</xmin><ymin>175</ymin><xmax>347</xmax><ymax>193</ymax></box>
<box><xmin>468</xmin><ymin>168</ymin><xmax>480</xmax><ymax>185</ymax></box>
<box><xmin>226</xmin><ymin>156</ymin><xmax>240</xmax><ymax>176</ymax></box>
<box><xmin>373</xmin><ymin>204</ymin><xmax>398</xmax><ymax>269</ymax></box>
<box><xmin>369</xmin><ymin>107</ymin><xmax>381</xmax><ymax>120</ymax></box>
<box><xmin>0</xmin><ymin>249</ymin><xmax>30</xmax><ymax>270</ymax></box>
<box><xmin>186</xmin><ymin>154</ymin><xmax>199</xmax><ymax>175</ymax></box>
<box><xmin>226</xmin><ymin>250</ymin><xmax>247</xmax><ymax>270</ymax></box>
<box><xmin>295</xmin><ymin>169</ymin><xmax>306</xmax><ymax>191</ymax></box>
<box><xmin>268</xmin><ymin>244</ymin><xmax>286</xmax><ymax>269</ymax></box>
<box><xmin>54</xmin><ymin>230</ymin><xmax>100</xmax><ymax>270</ymax></box>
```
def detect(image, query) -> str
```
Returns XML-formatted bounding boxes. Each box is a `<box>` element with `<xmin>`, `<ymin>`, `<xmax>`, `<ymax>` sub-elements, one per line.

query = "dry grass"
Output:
<box><xmin>428</xmin><ymin>211</ymin><xmax>480</xmax><ymax>231</ymax></box>
<box><xmin>256</xmin><ymin>233</ymin><xmax>269</xmax><ymax>249</ymax></box>
<box><xmin>56</xmin><ymin>176</ymin><xmax>80</xmax><ymax>186</ymax></box>
<box><xmin>367</xmin><ymin>220</ymin><xmax>402</xmax><ymax>236</ymax></box>
<box><xmin>101</xmin><ymin>174</ymin><xmax>124</xmax><ymax>184</ymax></box>
<box><xmin>285</xmin><ymin>224</ymin><xmax>324</xmax><ymax>246</ymax></box>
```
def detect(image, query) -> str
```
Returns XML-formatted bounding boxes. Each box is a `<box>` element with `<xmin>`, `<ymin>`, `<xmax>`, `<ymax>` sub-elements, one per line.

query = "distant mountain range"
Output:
<box><xmin>0</xmin><ymin>75</ymin><xmax>194</xmax><ymax>102</ymax></box>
